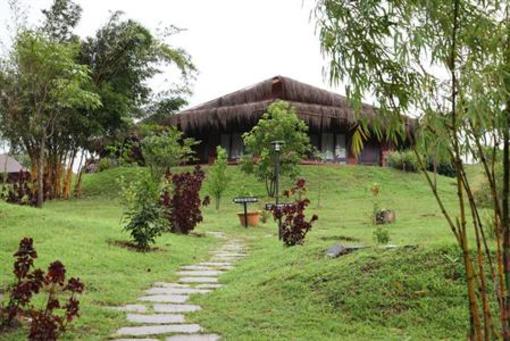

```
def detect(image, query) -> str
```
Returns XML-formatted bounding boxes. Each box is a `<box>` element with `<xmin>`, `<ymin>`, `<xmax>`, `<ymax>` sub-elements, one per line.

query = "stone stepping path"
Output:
<box><xmin>112</xmin><ymin>237</ymin><xmax>246</xmax><ymax>340</ymax></box>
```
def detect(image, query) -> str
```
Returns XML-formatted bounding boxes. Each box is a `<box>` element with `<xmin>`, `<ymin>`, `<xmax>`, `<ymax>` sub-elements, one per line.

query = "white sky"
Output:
<box><xmin>0</xmin><ymin>0</ymin><xmax>348</xmax><ymax>109</ymax></box>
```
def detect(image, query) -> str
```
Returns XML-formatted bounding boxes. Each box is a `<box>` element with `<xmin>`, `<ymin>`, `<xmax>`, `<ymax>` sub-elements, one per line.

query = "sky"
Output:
<box><xmin>0</xmin><ymin>0</ymin><xmax>346</xmax><ymax>109</ymax></box>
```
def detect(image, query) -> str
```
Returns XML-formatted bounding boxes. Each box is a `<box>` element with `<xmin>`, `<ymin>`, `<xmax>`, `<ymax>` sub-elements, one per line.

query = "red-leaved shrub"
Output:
<box><xmin>5</xmin><ymin>170</ymin><xmax>35</xmax><ymax>205</ymax></box>
<box><xmin>271</xmin><ymin>179</ymin><xmax>318</xmax><ymax>246</ymax></box>
<box><xmin>0</xmin><ymin>238</ymin><xmax>84</xmax><ymax>340</ymax></box>
<box><xmin>161</xmin><ymin>166</ymin><xmax>209</xmax><ymax>234</ymax></box>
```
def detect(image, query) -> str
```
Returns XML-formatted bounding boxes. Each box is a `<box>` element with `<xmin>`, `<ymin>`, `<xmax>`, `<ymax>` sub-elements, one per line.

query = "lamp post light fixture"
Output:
<box><xmin>271</xmin><ymin>140</ymin><xmax>285</xmax><ymax>240</ymax></box>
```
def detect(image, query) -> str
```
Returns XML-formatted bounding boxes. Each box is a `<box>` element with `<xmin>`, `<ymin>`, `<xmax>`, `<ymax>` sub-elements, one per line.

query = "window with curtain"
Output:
<box><xmin>230</xmin><ymin>133</ymin><xmax>244</xmax><ymax>159</ymax></box>
<box><xmin>321</xmin><ymin>133</ymin><xmax>334</xmax><ymax>160</ymax></box>
<box><xmin>335</xmin><ymin>133</ymin><xmax>347</xmax><ymax>164</ymax></box>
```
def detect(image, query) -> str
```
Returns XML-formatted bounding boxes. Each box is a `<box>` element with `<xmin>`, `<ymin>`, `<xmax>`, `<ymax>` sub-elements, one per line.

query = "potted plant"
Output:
<box><xmin>235</xmin><ymin>186</ymin><xmax>260</xmax><ymax>227</ymax></box>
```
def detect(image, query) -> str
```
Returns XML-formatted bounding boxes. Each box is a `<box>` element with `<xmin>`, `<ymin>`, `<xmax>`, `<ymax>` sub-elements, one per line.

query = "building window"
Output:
<box><xmin>321</xmin><ymin>133</ymin><xmax>334</xmax><ymax>161</ymax></box>
<box><xmin>220</xmin><ymin>133</ymin><xmax>244</xmax><ymax>160</ymax></box>
<box><xmin>335</xmin><ymin>133</ymin><xmax>347</xmax><ymax>164</ymax></box>
<box><xmin>231</xmin><ymin>133</ymin><xmax>244</xmax><ymax>159</ymax></box>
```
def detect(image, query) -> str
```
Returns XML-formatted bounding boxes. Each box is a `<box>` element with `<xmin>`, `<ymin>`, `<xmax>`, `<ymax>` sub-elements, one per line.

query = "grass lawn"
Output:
<box><xmin>0</xmin><ymin>176</ymin><xmax>219</xmax><ymax>340</ymax></box>
<box><xmin>0</xmin><ymin>164</ymin><xmax>474</xmax><ymax>339</ymax></box>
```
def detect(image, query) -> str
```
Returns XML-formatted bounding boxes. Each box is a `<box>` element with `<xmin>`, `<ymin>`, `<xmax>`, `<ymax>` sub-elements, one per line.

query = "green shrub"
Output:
<box><xmin>387</xmin><ymin>150</ymin><xmax>418</xmax><ymax>172</ymax></box>
<box><xmin>240</xmin><ymin>100</ymin><xmax>311</xmax><ymax>197</ymax></box>
<box><xmin>120</xmin><ymin>173</ymin><xmax>164</xmax><ymax>250</ymax></box>
<box><xmin>206</xmin><ymin>146</ymin><xmax>230</xmax><ymax>210</ymax></box>
<box><xmin>98</xmin><ymin>158</ymin><xmax>114</xmax><ymax>172</ymax></box>
<box><xmin>373</xmin><ymin>226</ymin><xmax>391</xmax><ymax>245</ymax></box>
<box><xmin>475</xmin><ymin>163</ymin><xmax>506</xmax><ymax>208</ymax></box>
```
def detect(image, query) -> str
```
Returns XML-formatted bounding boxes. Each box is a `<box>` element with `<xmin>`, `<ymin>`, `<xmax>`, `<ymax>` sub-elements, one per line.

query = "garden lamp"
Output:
<box><xmin>271</xmin><ymin>140</ymin><xmax>285</xmax><ymax>239</ymax></box>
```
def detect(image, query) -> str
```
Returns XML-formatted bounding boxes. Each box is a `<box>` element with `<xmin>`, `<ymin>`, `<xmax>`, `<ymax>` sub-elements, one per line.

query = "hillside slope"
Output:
<box><xmin>0</xmin><ymin>165</ymin><xmax>468</xmax><ymax>339</ymax></box>
<box><xmin>83</xmin><ymin>164</ymin><xmax>468</xmax><ymax>339</ymax></box>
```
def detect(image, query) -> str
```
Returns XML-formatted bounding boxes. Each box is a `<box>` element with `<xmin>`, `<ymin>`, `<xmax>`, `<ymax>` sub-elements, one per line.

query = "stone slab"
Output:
<box><xmin>180</xmin><ymin>265</ymin><xmax>215</xmax><ymax>271</ymax></box>
<box><xmin>154</xmin><ymin>282</ymin><xmax>190</xmax><ymax>288</ymax></box>
<box><xmin>181</xmin><ymin>265</ymin><xmax>232</xmax><ymax>271</ymax></box>
<box><xmin>111</xmin><ymin>304</ymin><xmax>148</xmax><ymax>313</ymax></box>
<box><xmin>113</xmin><ymin>339</ymin><xmax>159</xmax><ymax>341</ymax></box>
<box><xmin>127</xmin><ymin>313</ymin><xmax>186</xmax><ymax>324</ymax></box>
<box><xmin>153</xmin><ymin>304</ymin><xmax>201</xmax><ymax>313</ymax></box>
<box><xmin>179</xmin><ymin>277</ymin><xmax>218</xmax><ymax>284</ymax></box>
<box><xmin>166</xmin><ymin>334</ymin><xmax>221</xmax><ymax>341</ymax></box>
<box><xmin>176</xmin><ymin>270</ymin><xmax>223</xmax><ymax>277</ymax></box>
<box><xmin>198</xmin><ymin>262</ymin><xmax>231</xmax><ymax>267</ymax></box>
<box><xmin>139</xmin><ymin>294</ymin><xmax>189</xmax><ymax>303</ymax></box>
<box><xmin>116</xmin><ymin>324</ymin><xmax>201</xmax><ymax>337</ymax></box>
<box><xmin>212</xmin><ymin>252</ymin><xmax>245</xmax><ymax>257</ymax></box>
<box><xmin>146</xmin><ymin>287</ymin><xmax>211</xmax><ymax>295</ymax></box>
<box><xmin>196</xmin><ymin>284</ymin><xmax>223</xmax><ymax>289</ymax></box>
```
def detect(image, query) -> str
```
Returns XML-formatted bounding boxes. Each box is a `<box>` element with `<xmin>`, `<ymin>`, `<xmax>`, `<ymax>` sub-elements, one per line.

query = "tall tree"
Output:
<box><xmin>0</xmin><ymin>31</ymin><xmax>100</xmax><ymax>207</ymax></box>
<box><xmin>79</xmin><ymin>12</ymin><xmax>195</xmax><ymax>142</ymax></box>
<box><xmin>315</xmin><ymin>0</ymin><xmax>510</xmax><ymax>339</ymax></box>
<box><xmin>240</xmin><ymin>100</ymin><xmax>311</xmax><ymax>197</ymax></box>
<box><xmin>41</xmin><ymin>0</ymin><xmax>82</xmax><ymax>42</ymax></box>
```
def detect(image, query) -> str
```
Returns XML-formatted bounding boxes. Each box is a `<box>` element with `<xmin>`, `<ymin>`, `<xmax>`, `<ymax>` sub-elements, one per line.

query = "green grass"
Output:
<box><xmin>0</xmin><ymin>194</ymin><xmax>218</xmax><ymax>339</ymax></box>
<box><xmin>0</xmin><ymin>164</ymin><xmax>474</xmax><ymax>339</ymax></box>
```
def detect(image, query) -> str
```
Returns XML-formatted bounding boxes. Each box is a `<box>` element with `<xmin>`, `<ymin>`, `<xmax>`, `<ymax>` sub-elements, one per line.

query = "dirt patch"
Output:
<box><xmin>107</xmin><ymin>239</ymin><xmax>164</xmax><ymax>253</ymax></box>
<box><xmin>320</xmin><ymin>235</ymin><xmax>360</xmax><ymax>242</ymax></box>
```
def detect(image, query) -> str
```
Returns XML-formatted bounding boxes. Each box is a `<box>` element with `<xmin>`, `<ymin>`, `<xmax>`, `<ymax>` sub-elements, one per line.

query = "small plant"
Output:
<box><xmin>206</xmin><ymin>146</ymin><xmax>230</xmax><ymax>210</ymax></box>
<box><xmin>260</xmin><ymin>207</ymin><xmax>271</xmax><ymax>224</ymax></box>
<box><xmin>271</xmin><ymin>179</ymin><xmax>318</xmax><ymax>246</ymax></box>
<box><xmin>120</xmin><ymin>173</ymin><xmax>165</xmax><ymax>250</ymax></box>
<box><xmin>387</xmin><ymin>150</ymin><xmax>418</xmax><ymax>172</ymax></box>
<box><xmin>373</xmin><ymin>226</ymin><xmax>391</xmax><ymax>245</ymax></box>
<box><xmin>161</xmin><ymin>166</ymin><xmax>208</xmax><ymax>234</ymax></box>
<box><xmin>1</xmin><ymin>170</ymin><xmax>34</xmax><ymax>205</ymax></box>
<box><xmin>0</xmin><ymin>238</ymin><xmax>84</xmax><ymax>340</ymax></box>
<box><xmin>142</xmin><ymin>127</ymin><xmax>197</xmax><ymax>181</ymax></box>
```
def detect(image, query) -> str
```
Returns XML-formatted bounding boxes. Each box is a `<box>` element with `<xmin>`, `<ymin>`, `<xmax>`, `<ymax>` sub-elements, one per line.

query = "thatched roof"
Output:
<box><xmin>0</xmin><ymin>154</ymin><xmax>26</xmax><ymax>174</ymax></box>
<box><xmin>164</xmin><ymin>75</ymin><xmax>411</xmax><ymax>134</ymax></box>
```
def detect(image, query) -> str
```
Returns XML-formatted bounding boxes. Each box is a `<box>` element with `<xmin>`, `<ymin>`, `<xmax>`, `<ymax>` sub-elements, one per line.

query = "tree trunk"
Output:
<box><xmin>73</xmin><ymin>150</ymin><xmax>86</xmax><ymax>198</ymax></box>
<box><xmin>215</xmin><ymin>195</ymin><xmax>220</xmax><ymax>210</ymax></box>
<box><xmin>36</xmin><ymin>133</ymin><xmax>46</xmax><ymax>208</ymax></box>
<box><xmin>503</xmin><ymin>106</ymin><xmax>510</xmax><ymax>336</ymax></box>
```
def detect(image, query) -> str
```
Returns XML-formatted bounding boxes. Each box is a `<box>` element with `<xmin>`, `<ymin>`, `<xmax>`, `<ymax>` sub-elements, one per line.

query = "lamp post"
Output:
<box><xmin>271</xmin><ymin>140</ymin><xmax>284</xmax><ymax>240</ymax></box>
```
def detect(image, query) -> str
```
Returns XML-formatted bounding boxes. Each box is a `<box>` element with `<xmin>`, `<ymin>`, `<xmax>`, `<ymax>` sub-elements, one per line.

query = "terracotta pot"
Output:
<box><xmin>237</xmin><ymin>211</ymin><xmax>260</xmax><ymax>227</ymax></box>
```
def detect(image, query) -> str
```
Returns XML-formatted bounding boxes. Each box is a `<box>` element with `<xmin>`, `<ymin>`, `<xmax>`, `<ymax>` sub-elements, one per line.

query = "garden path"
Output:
<box><xmin>111</xmin><ymin>232</ymin><xmax>246</xmax><ymax>341</ymax></box>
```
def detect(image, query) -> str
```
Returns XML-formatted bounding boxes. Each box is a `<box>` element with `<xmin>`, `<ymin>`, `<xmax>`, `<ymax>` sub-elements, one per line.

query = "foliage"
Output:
<box><xmin>206</xmin><ymin>147</ymin><xmax>231</xmax><ymax>210</ymax></box>
<box><xmin>388</xmin><ymin>150</ymin><xmax>455</xmax><ymax>177</ymax></box>
<box><xmin>387</xmin><ymin>151</ymin><xmax>418</xmax><ymax>173</ymax></box>
<box><xmin>271</xmin><ymin>179</ymin><xmax>318</xmax><ymax>246</ymax></box>
<box><xmin>0</xmin><ymin>30</ymin><xmax>101</xmax><ymax>207</ymax></box>
<box><xmin>315</xmin><ymin>0</ymin><xmax>510</xmax><ymax>337</ymax></box>
<box><xmin>141</xmin><ymin>127</ymin><xmax>197</xmax><ymax>181</ymax></box>
<box><xmin>161</xmin><ymin>166</ymin><xmax>208</xmax><ymax>234</ymax></box>
<box><xmin>6</xmin><ymin>171</ymin><xmax>33</xmax><ymax>205</ymax></box>
<box><xmin>120</xmin><ymin>172</ymin><xmax>164</xmax><ymax>250</ymax></box>
<box><xmin>240</xmin><ymin>100</ymin><xmax>311</xmax><ymax>197</ymax></box>
<box><xmin>0</xmin><ymin>238</ymin><xmax>84</xmax><ymax>340</ymax></box>
<box><xmin>373</xmin><ymin>226</ymin><xmax>391</xmax><ymax>245</ymax></box>
<box><xmin>42</xmin><ymin>0</ymin><xmax>82</xmax><ymax>42</ymax></box>
<box><xmin>1</xmin><ymin>1</ymin><xmax>195</xmax><ymax>206</ymax></box>
<box><xmin>475</xmin><ymin>162</ymin><xmax>505</xmax><ymax>208</ymax></box>
<box><xmin>428</xmin><ymin>160</ymin><xmax>456</xmax><ymax>178</ymax></box>
<box><xmin>98</xmin><ymin>158</ymin><xmax>114</xmax><ymax>172</ymax></box>
<box><xmin>79</xmin><ymin>11</ymin><xmax>195</xmax><ymax>138</ymax></box>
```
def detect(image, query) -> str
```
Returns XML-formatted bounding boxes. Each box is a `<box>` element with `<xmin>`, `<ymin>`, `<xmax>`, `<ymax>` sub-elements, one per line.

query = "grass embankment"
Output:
<box><xmin>193</xmin><ymin>165</ymin><xmax>470</xmax><ymax>340</ymax></box>
<box><xmin>1</xmin><ymin>164</ymin><xmax>471</xmax><ymax>339</ymax></box>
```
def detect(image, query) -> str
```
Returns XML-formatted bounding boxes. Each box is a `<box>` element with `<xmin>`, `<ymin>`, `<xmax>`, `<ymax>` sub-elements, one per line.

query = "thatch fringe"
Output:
<box><xmin>164</xmin><ymin>75</ymin><xmax>413</xmax><ymax>135</ymax></box>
